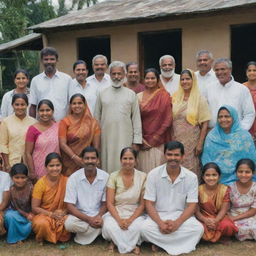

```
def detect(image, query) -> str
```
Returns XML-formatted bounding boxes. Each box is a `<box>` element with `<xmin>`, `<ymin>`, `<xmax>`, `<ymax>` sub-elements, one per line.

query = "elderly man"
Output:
<box><xmin>64</xmin><ymin>146</ymin><xmax>109</xmax><ymax>245</ymax></box>
<box><xmin>141</xmin><ymin>141</ymin><xmax>203</xmax><ymax>255</ymax></box>
<box><xmin>87</xmin><ymin>54</ymin><xmax>111</xmax><ymax>92</ymax></box>
<box><xmin>124</xmin><ymin>62</ymin><xmax>145</xmax><ymax>93</ymax></box>
<box><xmin>94</xmin><ymin>61</ymin><xmax>142</xmax><ymax>173</ymax></box>
<box><xmin>158</xmin><ymin>55</ymin><xmax>180</xmax><ymax>95</ymax></box>
<box><xmin>195</xmin><ymin>50</ymin><xmax>218</xmax><ymax>96</ymax></box>
<box><xmin>205</xmin><ymin>58</ymin><xmax>255</xmax><ymax>130</ymax></box>
<box><xmin>29</xmin><ymin>47</ymin><xmax>72</xmax><ymax>121</ymax></box>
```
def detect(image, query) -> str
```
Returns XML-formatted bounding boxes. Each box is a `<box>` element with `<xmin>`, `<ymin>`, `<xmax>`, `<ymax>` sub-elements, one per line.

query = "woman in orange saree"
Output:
<box><xmin>59</xmin><ymin>93</ymin><xmax>100</xmax><ymax>176</ymax></box>
<box><xmin>32</xmin><ymin>153</ymin><xmax>70</xmax><ymax>243</ymax></box>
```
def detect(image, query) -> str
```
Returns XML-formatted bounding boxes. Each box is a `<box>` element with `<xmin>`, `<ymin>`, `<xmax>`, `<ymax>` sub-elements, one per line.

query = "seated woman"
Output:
<box><xmin>102</xmin><ymin>147</ymin><xmax>146</xmax><ymax>254</ymax></box>
<box><xmin>32</xmin><ymin>152</ymin><xmax>70</xmax><ymax>243</ymax></box>
<box><xmin>59</xmin><ymin>93</ymin><xmax>100</xmax><ymax>176</ymax></box>
<box><xmin>229</xmin><ymin>158</ymin><xmax>256</xmax><ymax>241</ymax></box>
<box><xmin>202</xmin><ymin>105</ymin><xmax>256</xmax><ymax>184</ymax></box>
<box><xmin>196</xmin><ymin>162</ymin><xmax>238</xmax><ymax>242</ymax></box>
<box><xmin>25</xmin><ymin>99</ymin><xmax>59</xmax><ymax>181</ymax></box>
<box><xmin>4</xmin><ymin>163</ymin><xmax>34</xmax><ymax>244</ymax></box>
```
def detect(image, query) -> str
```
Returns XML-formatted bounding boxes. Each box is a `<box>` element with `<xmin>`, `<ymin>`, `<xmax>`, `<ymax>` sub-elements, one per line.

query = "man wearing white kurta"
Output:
<box><xmin>94</xmin><ymin>61</ymin><xmax>142</xmax><ymax>173</ymax></box>
<box><xmin>205</xmin><ymin>58</ymin><xmax>255</xmax><ymax>130</ymax></box>
<box><xmin>141</xmin><ymin>141</ymin><xmax>203</xmax><ymax>255</ymax></box>
<box><xmin>64</xmin><ymin>147</ymin><xmax>109</xmax><ymax>245</ymax></box>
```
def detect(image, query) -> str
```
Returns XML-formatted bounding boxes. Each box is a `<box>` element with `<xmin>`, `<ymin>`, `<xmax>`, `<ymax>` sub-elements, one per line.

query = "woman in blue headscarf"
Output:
<box><xmin>202</xmin><ymin>105</ymin><xmax>256</xmax><ymax>184</ymax></box>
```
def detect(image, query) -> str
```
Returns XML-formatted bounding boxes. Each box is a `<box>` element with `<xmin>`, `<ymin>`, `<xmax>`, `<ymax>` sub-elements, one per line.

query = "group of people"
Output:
<box><xmin>0</xmin><ymin>46</ymin><xmax>255</xmax><ymax>255</ymax></box>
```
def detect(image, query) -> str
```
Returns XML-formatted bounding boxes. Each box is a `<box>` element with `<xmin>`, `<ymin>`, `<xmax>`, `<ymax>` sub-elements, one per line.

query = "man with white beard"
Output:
<box><xmin>158</xmin><ymin>55</ymin><xmax>180</xmax><ymax>95</ymax></box>
<box><xmin>94</xmin><ymin>61</ymin><xmax>142</xmax><ymax>173</ymax></box>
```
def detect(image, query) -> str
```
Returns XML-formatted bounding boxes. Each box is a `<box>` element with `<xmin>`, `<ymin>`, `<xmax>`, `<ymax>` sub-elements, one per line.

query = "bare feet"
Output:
<box><xmin>132</xmin><ymin>246</ymin><xmax>140</xmax><ymax>255</ymax></box>
<box><xmin>108</xmin><ymin>241</ymin><xmax>115</xmax><ymax>252</ymax></box>
<box><xmin>151</xmin><ymin>244</ymin><xmax>159</xmax><ymax>252</ymax></box>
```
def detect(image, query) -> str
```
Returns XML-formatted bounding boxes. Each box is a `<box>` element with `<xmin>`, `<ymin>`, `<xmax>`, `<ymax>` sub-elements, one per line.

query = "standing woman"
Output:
<box><xmin>25</xmin><ymin>99</ymin><xmax>59</xmax><ymax>181</ymax></box>
<box><xmin>59</xmin><ymin>93</ymin><xmax>100</xmax><ymax>176</ymax></box>
<box><xmin>1</xmin><ymin>69</ymin><xmax>30</xmax><ymax>119</ymax></box>
<box><xmin>137</xmin><ymin>68</ymin><xmax>172</xmax><ymax>173</ymax></box>
<box><xmin>0</xmin><ymin>94</ymin><xmax>36</xmax><ymax>172</ymax></box>
<box><xmin>172</xmin><ymin>69</ymin><xmax>211</xmax><ymax>175</ymax></box>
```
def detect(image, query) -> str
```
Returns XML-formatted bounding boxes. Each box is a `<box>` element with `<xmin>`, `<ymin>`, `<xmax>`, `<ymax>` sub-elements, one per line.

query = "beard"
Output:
<box><xmin>161</xmin><ymin>69</ymin><xmax>174</xmax><ymax>78</ymax></box>
<box><xmin>44</xmin><ymin>64</ymin><xmax>55</xmax><ymax>74</ymax></box>
<box><xmin>111</xmin><ymin>78</ymin><xmax>125</xmax><ymax>88</ymax></box>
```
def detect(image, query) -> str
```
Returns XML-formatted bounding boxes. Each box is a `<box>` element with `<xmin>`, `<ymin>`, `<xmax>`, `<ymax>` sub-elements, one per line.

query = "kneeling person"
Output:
<box><xmin>64</xmin><ymin>147</ymin><xmax>109</xmax><ymax>244</ymax></box>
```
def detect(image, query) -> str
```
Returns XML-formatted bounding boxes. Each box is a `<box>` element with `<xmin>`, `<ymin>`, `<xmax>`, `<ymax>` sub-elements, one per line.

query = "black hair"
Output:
<box><xmin>202</xmin><ymin>162</ymin><xmax>221</xmax><ymax>177</ymax></box>
<box><xmin>126</xmin><ymin>62</ymin><xmax>138</xmax><ymax>71</ymax></box>
<box><xmin>81</xmin><ymin>146</ymin><xmax>99</xmax><ymax>158</ymax></box>
<box><xmin>235</xmin><ymin>158</ymin><xmax>255</xmax><ymax>173</ymax></box>
<box><xmin>13</xmin><ymin>69</ymin><xmax>29</xmax><ymax>79</ymax></box>
<box><xmin>45</xmin><ymin>152</ymin><xmax>62</xmax><ymax>167</ymax></box>
<box><xmin>120</xmin><ymin>147</ymin><xmax>137</xmax><ymax>159</ymax></box>
<box><xmin>69</xmin><ymin>93</ymin><xmax>86</xmax><ymax>105</ymax></box>
<box><xmin>164</xmin><ymin>141</ymin><xmax>184</xmax><ymax>155</ymax></box>
<box><xmin>180</xmin><ymin>69</ymin><xmax>192</xmax><ymax>79</ymax></box>
<box><xmin>217</xmin><ymin>106</ymin><xmax>230</xmax><ymax>116</ymax></box>
<box><xmin>144</xmin><ymin>68</ymin><xmax>160</xmax><ymax>82</ymax></box>
<box><xmin>10</xmin><ymin>163</ymin><xmax>28</xmax><ymax>177</ymax></box>
<box><xmin>37</xmin><ymin>99</ymin><xmax>54</xmax><ymax>111</ymax></box>
<box><xmin>246</xmin><ymin>61</ymin><xmax>256</xmax><ymax>70</ymax></box>
<box><xmin>11</xmin><ymin>93</ymin><xmax>29</xmax><ymax>105</ymax></box>
<box><xmin>73</xmin><ymin>60</ymin><xmax>87</xmax><ymax>71</ymax></box>
<box><xmin>40</xmin><ymin>47</ymin><xmax>58</xmax><ymax>60</ymax></box>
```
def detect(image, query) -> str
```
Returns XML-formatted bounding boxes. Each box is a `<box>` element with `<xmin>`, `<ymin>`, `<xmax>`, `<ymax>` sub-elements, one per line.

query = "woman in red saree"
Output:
<box><xmin>59</xmin><ymin>93</ymin><xmax>100</xmax><ymax>176</ymax></box>
<box><xmin>137</xmin><ymin>68</ymin><xmax>172</xmax><ymax>173</ymax></box>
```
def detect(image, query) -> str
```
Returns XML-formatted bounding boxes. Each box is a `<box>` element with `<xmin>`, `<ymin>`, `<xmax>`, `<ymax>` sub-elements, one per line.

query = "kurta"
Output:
<box><xmin>94</xmin><ymin>86</ymin><xmax>142</xmax><ymax>173</ymax></box>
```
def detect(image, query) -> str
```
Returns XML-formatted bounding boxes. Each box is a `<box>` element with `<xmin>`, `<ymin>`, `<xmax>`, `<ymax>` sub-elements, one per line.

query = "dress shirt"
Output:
<box><xmin>86</xmin><ymin>73</ymin><xmax>111</xmax><ymax>93</ymax></box>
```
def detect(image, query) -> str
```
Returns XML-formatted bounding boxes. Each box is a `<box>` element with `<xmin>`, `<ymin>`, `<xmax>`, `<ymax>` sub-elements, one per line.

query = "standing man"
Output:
<box><xmin>94</xmin><ymin>61</ymin><xmax>142</xmax><ymax>173</ymax></box>
<box><xmin>158</xmin><ymin>55</ymin><xmax>180</xmax><ymax>95</ymax></box>
<box><xmin>64</xmin><ymin>146</ymin><xmax>109</xmax><ymax>245</ymax></box>
<box><xmin>87</xmin><ymin>54</ymin><xmax>111</xmax><ymax>92</ymax></box>
<box><xmin>29</xmin><ymin>47</ymin><xmax>71</xmax><ymax>121</ymax></box>
<box><xmin>205</xmin><ymin>58</ymin><xmax>255</xmax><ymax>130</ymax></box>
<box><xmin>141</xmin><ymin>141</ymin><xmax>203</xmax><ymax>255</ymax></box>
<box><xmin>124</xmin><ymin>62</ymin><xmax>145</xmax><ymax>93</ymax></box>
<box><xmin>195</xmin><ymin>50</ymin><xmax>218</xmax><ymax>96</ymax></box>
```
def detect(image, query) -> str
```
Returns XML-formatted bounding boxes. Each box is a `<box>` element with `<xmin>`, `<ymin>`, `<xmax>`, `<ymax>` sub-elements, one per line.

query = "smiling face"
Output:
<box><xmin>165</xmin><ymin>148</ymin><xmax>183</xmax><ymax>169</ymax></box>
<box><xmin>14</xmin><ymin>72</ymin><xmax>29</xmax><ymax>90</ymax></box>
<box><xmin>203</xmin><ymin>168</ymin><xmax>220</xmax><ymax>188</ymax></box>
<box><xmin>127</xmin><ymin>64</ymin><xmax>140</xmax><ymax>83</ymax></box>
<box><xmin>12</xmin><ymin>98</ymin><xmax>27</xmax><ymax>118</ymax></box>
<box><xmin>246</xmin><ymin>64</ymin><xmax>256</xmax><ymax>82</ymax></box>
<box><xmin>83</xmin><ymin>151</ymin><xmax>98</xmax><ymax>172</ymax></box>
<box><xmin>74</xmin><ymin>63</ymin><xmax>88</xmax><ymax>83</ymax></box>
<box><xmin>42</xmin><ymin>55</ymin><xmax>57</xmax><ymax>74</ymax></box>
<box><xmin>236</xmin><ymin>164</ymin><xmax>253</xmax><ymax>184</ymax></box>
<box><xmin>214</xmin><ymin>62</ymin><xmax>232</xmax><ymax>85</ymax></box>
<box><xmin>120</xmin><ymin>150</ymin><xmax>136</xmax><ymax>171</ymax></box>
<box><xmin>38</xmin><ymin>103</ymin><xmax>54</xmax><ymax>122</ymax></box>
<box><xmin>217</xmin><ymin>109</ymin><xmax>233</xmax><ymax>133</ymax></box>
<box><xmin>180</xmin><ymin>73</ymin><xmax>193</xmax><ymax>92</ymax></box>
<box><xmin>144</xmin><ymin>71</ymin><xmax>158</xmax><ymax>89</ymax></box>
<box><xmin>196</xmin><ymin>53</ymin><xmax>213</xmax><ymax>74</ymax></box>
<box><xmin>46</xmin><ymin>158</ymin><xmax>62</xmax><ymax>178</ymax></box>
<box><xmin>12</xmin><ymin>173</ymin><xmax>28</xmax><ymax>188</ymax></box>
<box><xmin>70</xmin><ymin>96</ymin><xmax>86</xmax><ymax>115</ymax></box>
<box><xmin>93</xmin><ymin>57</ymin><xmax>107</xmax><ymax>76</ymax></box>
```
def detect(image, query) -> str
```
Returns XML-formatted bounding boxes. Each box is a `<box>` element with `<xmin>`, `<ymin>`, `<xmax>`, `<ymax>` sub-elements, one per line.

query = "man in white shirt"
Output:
<box><xmin>29</xmin><ymin>47</ymin><xmax>72</xmax><ymax>121</ymax></box>
<box><xmin>86</xmin><ymin>54</ymin><xmax>111</xmax><ymax>92</ymax></box>
<box><xmin>64</xmin><ymin>146</ymin><xmax>109</xmax><ymax>245</ymax></box>
<box><xmin>141</xmin><ymin>141</ymin><xmax>203</xmax><ymax>255</ymax></box>
<box><xmin>194</xmin><ymin>50</ymin><xmax>218</xmax><ymax>97</ymax></box>
<box><xmin>158</xmin><ymin>55</ymin><xmax>180</xmax><ymax>95</ymax></box>
<box><xmin>69</xmin><ymin>60</ymin><xmax>97</xmax><ymax>115</ymax></box>
<box><xmin>205</xmin><ymin>58</ymin><xmax>255</xmax><ymax>130</ymax></box>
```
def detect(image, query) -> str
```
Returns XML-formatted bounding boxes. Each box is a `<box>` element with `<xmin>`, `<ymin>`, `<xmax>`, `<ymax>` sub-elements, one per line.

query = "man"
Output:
<box><xmin>94</xmin><ymin>61</ymin><xmax>142</xmax><ymax>173</ymax></box>
<box><xmin>205</xmin><ymin>58</ymin><xmax>255</xmax><ymax>130</ymax></box>
<box><xmin>141</xmin><ymin>141</ymin><xmax>203</xmax><ymax>255</ymax></box>
<box><xmin>69</xmin><ymin>60</ymin><xmax>98</xmax><ymax>115</ymax></box>
<box><xmin>64</xmin><ymin>146</ymin><xmax>109</xmax><ymax>245</ymax></box>
<box><xmin>124</xmin><ymin>62</ymin><xmax>145</xmax><ymax>93</ymax></box>
<box><xmin>29</xmin><ymin>47</ymin><xmax>71</xmax><ymax>121</ymax></box>
<box><xmin>158</xmin><ymin>55</ymin><xmax>180</xmax><ymax>95</ymax></box>
<box><xmin>86</xmin><ymin>54</ymin><xmax>111</xmax><ymax>92</ymax></box>
<box><xmin>194</xmin><ymin>50</ymin><xmax>218</xmax><ymax>97</ymax></box>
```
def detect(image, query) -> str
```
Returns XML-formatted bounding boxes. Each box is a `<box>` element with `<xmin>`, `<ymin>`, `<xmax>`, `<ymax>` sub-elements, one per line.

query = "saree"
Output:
<box><xmin>59</xmin><ymin>107</ymin><xmax>100</xmax><ymax>176</ymax></box>
<box><xmin>32</xmin><ymin>175</ymin><xmax>70</xmax><ymax>243</ymax></box>
<box><xmin>198</xmin><ymin>184</ymin><xmax>238</xmax><ymax>242</ymax></box>
<box><xmin>202</xmin><ymin>105</ymin><xmax>256</xmax><ymax>184</ymax></box>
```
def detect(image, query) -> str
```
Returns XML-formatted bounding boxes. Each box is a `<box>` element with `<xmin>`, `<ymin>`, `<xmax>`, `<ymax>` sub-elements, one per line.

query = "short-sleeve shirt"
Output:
<box><xmin>0</xmin><ymin>171</ymin><xmax>11</xmax><ymax>203</ymax></box>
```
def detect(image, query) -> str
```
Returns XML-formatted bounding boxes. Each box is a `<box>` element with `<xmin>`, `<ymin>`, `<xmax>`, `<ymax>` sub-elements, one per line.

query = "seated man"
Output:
<box><xmin>64</xmin><ymin>146</ymin><xmax>109</xmax><ymax>245</ymax></box>
<box><xmin>141</xmin><ymin>141</ymin><xmax>203</xmax><ymax>255</ymax></box>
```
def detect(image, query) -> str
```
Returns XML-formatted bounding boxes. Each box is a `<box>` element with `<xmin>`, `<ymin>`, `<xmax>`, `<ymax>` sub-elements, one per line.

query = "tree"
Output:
<box><xmin>71</xmin><ymin>0</ymin><xmax>98</xmax><ymax>10</ymax></box>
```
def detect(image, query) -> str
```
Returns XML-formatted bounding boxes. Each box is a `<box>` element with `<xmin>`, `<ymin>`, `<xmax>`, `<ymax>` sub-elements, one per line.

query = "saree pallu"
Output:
<box><xmin>198</xmin><ymin>184</ymin><xmax>238</xmax><ymax>242</ymax></box>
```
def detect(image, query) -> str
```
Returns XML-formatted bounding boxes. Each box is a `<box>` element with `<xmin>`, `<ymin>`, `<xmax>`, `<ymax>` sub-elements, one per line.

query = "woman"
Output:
<box><xmin>202</xmin><ymin>105</ymin><xmax>256</xmax><ymax>185</ymax></box>
<box><xmin>172</xmin><ymin>69</ymin><xmax>211</xmax><ymax>175</ymax></box>
<box><xmin>32</xmin><ymin>152</ymin><xmax>70</xmax><ymax>243</ymax></box>
<box><xmin>59</xmin><ymin>93</ymin><xmax>100</xmax><ymax>176</ymax></box>
<box><xmin>0</xmin><ymin>94</ymin><xmax>36</xmax><ymax>172</ymax></box>
<box><xmin>137</xmin><ymin>68</ymin><xmax>172</xmax><ymax>173</ymax></box>
<box><xmin>229</xmin><ymin>159</ymin><xmax>256</xmax><ymax>241</ymax></box>
<box><xmin>196</xmin><ymin>162</ymin><xmax>238</xmax><ymax>242</ymax></box>
<box><xmin>25</xmin><ymin>99</ymin><xmax>59</xmax><ymax>181</ymax></box>
<box><xmin>102</xmin><ymin>147</ymin><xmax>146</xmax><ymax>254</ymax></box>
<box><xmin>243</xmin><ymin>61</ymin><xmax>256</xmax><ymax>141</ymax></box>
<box><xmin>1</xmin><ymin>69</ymin><xmax>30</xmax><ymax>118</ymax></box>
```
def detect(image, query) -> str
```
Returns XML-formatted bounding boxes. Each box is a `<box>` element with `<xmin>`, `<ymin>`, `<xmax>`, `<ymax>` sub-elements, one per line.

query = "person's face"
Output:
<box><xmin>93</xmin><ymin>57</ymin><xmax>107</xmax><ymax>76</ymax></box>
<box><xmin>38</xmin><ymin>104</ymin><xmax>54</xmax><ymax>122</ymax></box>
<box><xmin>236</xmin><ymin>164</ymin><xmax>253</xmax><ymax>184</ymax></box>
<box><xmin>165</xmin><ymin>148</ymin><xmax>183</xmax><ymax>169</ymax></box>
<box><xmin>180</xmin><ymin>73</ymin><xmax>193</xmax><ymax>92</ymax></box>
<box><xmin>127</xmin><ymin>65</ymin><xmax>140</xmax><ymax>83</ymax></box>
<box><xmin>246</xmin><ymin>65</ymin><xmax>256</xmax><ymax>81</ymax></box>
<box><xmin>196</xmin><ymin>54</ymin><xmax>213</xmax><ymax>73</ymax></box>
<box><xmin>120</xmin><ymin>150</ymin><xmax>136</xmax><ymax>171</ymax></box>
<box><xmin>83</xmin><ymin>151</ymin><xmax>98</xmax><ymax>171</ymax></box>
<box><xmin>14</xmin><ymin>72</ymin><xmax>29</xmax><ymax>90</ymax></box>
<box><xmin>74</xmin><ymin>63</ymin><xmax>88</xmax><ymax>82</ymax></box>
<box><xmin>217</xmin><ymin>109</ymin><xmax>233</xmax><ymax>132</ymax></box>
<box><xmin>12</xmin><ymin>173</ymin><xmax>28</xmax><ymax>188</ymax></box>
<box><xmin>70</xmin><ymin>97</ymin><xmax>86</xmax><ymax>115</ymax></box>
<box><xmin>160</xmin><ymin>58</ymin><xmax>175</xmax><ymax>72</ymax></box>
<box><xmin>110</xmin><ymin>67</ymin><xmax>125</xmax><ymax>83</ymax></box>
<box><xmin>144</xmin><ymin>72</ymin><xmax>158</xmax><ymax>89</ymax></box>
<box><xmin>46</xmin><ymin>158</ymin><xmax>62</xmax><ymax>178</ymax></box>
<box><xmin>214</xmin><ymin>62</ymin><xmax>232</xmax><ymax>85</ymax></box>
<box><xmin>203</xmin><ymin>168</ymin><xmax>220</xmax><ymax>187</ymax></box>
<box><xmin>42</xmin><ymin>55</ymin><xmax>57</xmax><ymax>73</ymax></box>
<box><xmin>12</xmin><ymin>98</ymin><xmax>27</xmax><ymax>118</ymax></box>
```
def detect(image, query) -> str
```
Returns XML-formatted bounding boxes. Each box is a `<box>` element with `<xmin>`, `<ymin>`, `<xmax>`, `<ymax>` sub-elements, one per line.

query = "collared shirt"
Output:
<box><xmin>205</xmin><ymin>77</ymin><xmax>255</xmax><ymax>130</ymax></box>
<box><xmin>64</xmin><ymin>168</ymin><xmax>109</xmax><ymax>217</ymax></box>
<box><xmin>86</xmin><ymin>73</ymin><xmax>111</xmax><ymax>92</ymax></box>
<box><xmin>69</xmin><ymin>79</ymin><xmax>98</xmax><ymax>115</ymax></box>
<box><xmin>159</xmin><ymin>73</ymin><xmax>180</xmax><ymax>95</ymax></box>
<box><xmin>144</xmin><ymin>164</ymin><xmax>198</xmax><ymax>215</ymax></box>
<box><xmin>0</xmin><ymin>171</ymin><xmax>11</xmax><ymax>203</ymax></box>
<box><xmin>30</xmin><ymin>70</ymin><xmax>72</xmax><ymax>121</ymax></box>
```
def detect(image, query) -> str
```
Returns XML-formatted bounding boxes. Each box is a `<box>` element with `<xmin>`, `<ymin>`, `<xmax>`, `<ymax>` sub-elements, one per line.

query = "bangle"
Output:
<box><xmin>71</xmin><ymin>154</ymin><xmax>76</xmax><ymax>159</ymax></box>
